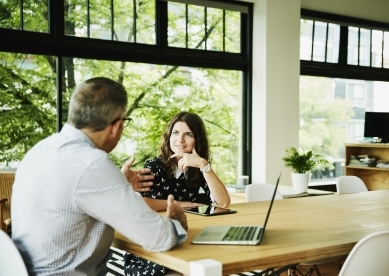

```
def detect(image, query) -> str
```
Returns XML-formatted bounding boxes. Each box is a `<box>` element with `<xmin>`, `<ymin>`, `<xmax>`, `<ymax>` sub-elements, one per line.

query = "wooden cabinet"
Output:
<box><xmin>345</xmin><ymin>143</ymin><xmax>389</xmax><ymax>190</ymax></box>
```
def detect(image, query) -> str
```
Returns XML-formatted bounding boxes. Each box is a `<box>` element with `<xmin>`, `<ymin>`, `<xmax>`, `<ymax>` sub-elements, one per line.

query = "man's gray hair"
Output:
<box><xmin>68</xmin><ymin>77</ymin><xmax>128</xmax><ymax>131</ymax></box>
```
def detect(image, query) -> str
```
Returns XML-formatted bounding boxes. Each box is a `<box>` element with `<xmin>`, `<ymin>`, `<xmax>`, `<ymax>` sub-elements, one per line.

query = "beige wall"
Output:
<box><xmin>252</xmin><ymin>0</ymin><xmax>300</xmax><ymax>185</ymax></box>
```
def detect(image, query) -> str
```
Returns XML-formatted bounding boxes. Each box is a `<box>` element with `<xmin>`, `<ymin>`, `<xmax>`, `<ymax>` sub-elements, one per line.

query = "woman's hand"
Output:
<box><xmin>172</xmin><ymin>148</ymin><xmax>231</xmax><ymax>208</ymax></box>
<box><xmin>171</xmin><ymin>148</ymin><xmax>207</xmax><ymax>172</ymax></box>
<box><xmin>121</xmin><ymin>156</ymin><xmax>154</xmax><ymax>192</ymax></box>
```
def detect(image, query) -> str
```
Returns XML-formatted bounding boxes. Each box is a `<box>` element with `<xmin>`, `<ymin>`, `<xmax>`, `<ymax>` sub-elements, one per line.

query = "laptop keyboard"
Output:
<box><xmin>222</xmin><ymin>226</ymin><xmax>256</xmax><ymax>241</ymax></box>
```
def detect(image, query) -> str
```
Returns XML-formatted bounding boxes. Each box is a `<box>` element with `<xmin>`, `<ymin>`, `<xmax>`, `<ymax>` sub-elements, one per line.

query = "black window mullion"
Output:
<box><xmin>240</xmin><ymin>12</ymin><xmax>248</xmax><ymax>56</ymax></box>
<box><xmin>369</xmin><ymin>29</ymin><xmax>372</xmax><ymax>67</ymax></box>
<box><xmin>357</xmin><ymin>28</ymin><xmax>361</xmax><ymax>65</ymax></box>
<box><xmin>156</xmin><ymin>0</ymin><xmax>167</xmax><ymax>48</ymax></box>
<box><xmin>338</xmin><ymin>25</ymin><xmax>348</xmax><ymax>66</ymax></box>
<box><xmin>222</xmin><ymin>10</ymin><xmax>226</xmax><ymax>52</ymax></box>
<box><xmin>185</xmin><ymin>4</ymin><xmax>188</xmax><ymax>48</ymax></box>
<box><xmin>204</xmin><ymin>7</ymin><xmax>207</xmax><ymax>50</ymax></box>
<box><xmin>133</xmin><ymin>0</ymin><xmax>137</xmax><ymax>43</ymax></box>
<box><xmin>49</xmin><ymin>0</ymin><xmax>63</xmax><ymax>36</ymax></box>
<box><xmin>325</xmin><ymin>23</ymin><xmax>329</xmax><ymax>62</ymax></box>
<box><xmin>240</xmin><ymin>7</ymin><xmax>252</xmax><ymax>177</ymax></box>
<box><xmin>382</xmin><ymin>31</ymin><xmax>385</xmax><ymax>68</ymax></box>
<box><xmin>311</xmin><ymin>21</ymin><xmax>315</xmax><ymax>61</ymax></box>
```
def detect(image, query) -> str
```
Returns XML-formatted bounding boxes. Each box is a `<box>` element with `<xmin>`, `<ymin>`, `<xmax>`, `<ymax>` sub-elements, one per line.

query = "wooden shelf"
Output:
<box><xmin>346</xmin><ymin>166</ymin><xmax>389</xmax><ymax>171</ymax></box>
<box><xmin>345</xmin><ymin>143</ymin><xmax>389</xmax><ymax>191</ymax></box>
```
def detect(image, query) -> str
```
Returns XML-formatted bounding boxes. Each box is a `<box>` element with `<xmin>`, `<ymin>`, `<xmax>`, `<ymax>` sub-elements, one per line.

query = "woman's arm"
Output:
<box><xmin>172</xmin><ymin>149</ymin><xmax>231</xmax><ymax>208</ymax></box>
<box><xmin>199</xmin><ymin>160</ymin><xmax>231</xmax><ymax>208</ymax></box>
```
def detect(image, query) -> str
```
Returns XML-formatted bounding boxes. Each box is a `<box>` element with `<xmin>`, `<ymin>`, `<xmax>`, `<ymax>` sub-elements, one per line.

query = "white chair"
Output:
<box><xmin>245</xmin><ymin>183</ymin><xmax>283</xmax><ymax>202</ymax></box>
<box><xmin>339</xmin><ymin>230</ymin><xmax>389</xmax><ymax>276</ymax></box>
<box><xmin>0</xmin><ymin>230</ymin><xmax>28</xmax><ymax>276</ymax></box>
<box><xmin>336</xmin><ymin>176</ymin><xmax>368</xmax><ymax>194</ymax></box>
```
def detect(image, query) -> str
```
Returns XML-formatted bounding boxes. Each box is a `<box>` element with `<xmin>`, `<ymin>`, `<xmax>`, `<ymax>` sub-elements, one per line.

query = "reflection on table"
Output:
<box><xmin>228</xmin><ymin>184</ymin><xmax>334</xmax><ymax>203</ymax></box>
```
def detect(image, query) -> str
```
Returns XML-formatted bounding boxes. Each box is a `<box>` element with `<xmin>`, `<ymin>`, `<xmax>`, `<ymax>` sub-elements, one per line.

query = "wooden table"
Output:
<box><xmin>113</xmin><ymin>190</ymin><xmax>389</xmax><ymax>276</ymax></box>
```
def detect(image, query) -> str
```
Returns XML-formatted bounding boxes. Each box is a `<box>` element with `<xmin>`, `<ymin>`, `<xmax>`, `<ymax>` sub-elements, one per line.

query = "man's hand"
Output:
<box><xmin>166</xmin><ymin>195</ymin><xmax>188</xmax><ymax>231</ymax></box>
<box><xmin>121</xmin><ymin>156</ymin><xmax>154</xmax><ymax>192</ymax></box>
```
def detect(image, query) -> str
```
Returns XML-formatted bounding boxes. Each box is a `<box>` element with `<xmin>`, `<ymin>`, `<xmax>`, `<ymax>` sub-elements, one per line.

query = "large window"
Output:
<box><xmin>300</xmin><ymin>10</ymin><xmax>389</xmax><ymax>183</ymax></box>
<box><xmin>0</xmin><ymin>0</ymin><xmax>253</xmax><ymax>185</ymax></box>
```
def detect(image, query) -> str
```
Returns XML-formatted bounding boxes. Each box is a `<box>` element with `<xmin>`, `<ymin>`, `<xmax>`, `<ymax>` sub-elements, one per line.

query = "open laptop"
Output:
<box><xmin>192</xmin><ymin>173</ymin><xmax>281</xmax><ymax>245</ymax></box>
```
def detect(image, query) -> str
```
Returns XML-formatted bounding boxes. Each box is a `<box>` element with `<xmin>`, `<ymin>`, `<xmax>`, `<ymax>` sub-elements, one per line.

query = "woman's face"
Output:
<box><xmin>170</xmin><ymin>121</ymin><xmax>195</xmax><ymax>154</ymax></box>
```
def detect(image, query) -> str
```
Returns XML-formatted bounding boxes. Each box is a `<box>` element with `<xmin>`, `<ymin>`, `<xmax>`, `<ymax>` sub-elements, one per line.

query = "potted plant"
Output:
<box><xmin>282</xmin><ymin>147</ymin><xmax>329</xmax><ymax>191</ymax></box>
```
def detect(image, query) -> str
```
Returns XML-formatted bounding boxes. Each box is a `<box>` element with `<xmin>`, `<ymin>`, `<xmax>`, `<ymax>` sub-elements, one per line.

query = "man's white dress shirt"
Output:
<box><xmin>12</xmin><ymin>123</ymin><xmax>186</xmax><ymax>276</ymax></box>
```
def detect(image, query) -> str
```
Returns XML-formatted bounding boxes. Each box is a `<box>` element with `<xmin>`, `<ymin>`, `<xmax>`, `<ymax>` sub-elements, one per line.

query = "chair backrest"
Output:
<box><xmin>338</xmin><ymin>230</ymin><xmax>389</xmax><ymax>276</ymax></box>
<box><xmin>0</xmin><ymin>230</ymin><xmax>29</xmax><ymax>276</ymax></box>
<box><xmin>336</xmin><ymin>176</ymin><xmax>368</xmax><ymax>194</ymax></box>
<box><xmin>246</xmin><ymin>183</ymin><xmax>283</xmax><ymax>202</ymax></box>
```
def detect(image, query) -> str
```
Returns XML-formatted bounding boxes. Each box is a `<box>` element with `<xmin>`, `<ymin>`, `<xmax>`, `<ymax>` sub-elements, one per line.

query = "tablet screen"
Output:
<box><xmin>184</xmin><ymin>205</ymin><xmax>237</xmax><ymax>216</ymax></box>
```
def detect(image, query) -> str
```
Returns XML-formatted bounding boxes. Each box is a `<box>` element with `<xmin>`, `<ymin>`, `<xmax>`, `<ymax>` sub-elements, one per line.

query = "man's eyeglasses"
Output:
<box><xmin>111</xmin><ymin>117</ymin><xmax>132</xmax><ymax>128</ymax></box>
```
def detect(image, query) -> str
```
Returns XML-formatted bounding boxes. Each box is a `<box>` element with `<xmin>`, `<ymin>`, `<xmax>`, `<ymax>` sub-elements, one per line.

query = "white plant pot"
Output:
<box><xmin>291</xmin><ymin>172</ymin><xmax>309</xmax><ymax>192</ymax></box>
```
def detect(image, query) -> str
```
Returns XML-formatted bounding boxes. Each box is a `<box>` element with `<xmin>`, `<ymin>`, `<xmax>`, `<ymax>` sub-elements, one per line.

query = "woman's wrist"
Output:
<box><xmin>200</xmin><ymin>161</ymin><xmax>211</xmax><ymax>173</ymax></box>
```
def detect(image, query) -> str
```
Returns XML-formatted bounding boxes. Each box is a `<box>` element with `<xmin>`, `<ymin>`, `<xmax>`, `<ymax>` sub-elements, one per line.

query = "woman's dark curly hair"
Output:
<box><xmin>159</xmin><ymin>111</ymin><xmax>210</xmax><ymax>188</ymax></box>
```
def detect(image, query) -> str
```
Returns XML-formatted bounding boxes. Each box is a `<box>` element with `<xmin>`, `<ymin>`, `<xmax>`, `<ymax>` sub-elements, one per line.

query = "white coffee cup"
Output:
<box><xmin>238</xmin><ymin>175</ymin><xmax>249</xmax><ymax>185</ymax></box>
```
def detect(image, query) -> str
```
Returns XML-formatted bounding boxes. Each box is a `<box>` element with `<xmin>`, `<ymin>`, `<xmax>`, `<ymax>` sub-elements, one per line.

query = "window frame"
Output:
<box><xmin>301</xmin><ymin>9</ymin><xmax>389</xmax><ymax>82</ymax></box>
<box><xmin>0</xmin><ymin>0</ymin><xmax>254</xmax><ymax>176</ymax></box>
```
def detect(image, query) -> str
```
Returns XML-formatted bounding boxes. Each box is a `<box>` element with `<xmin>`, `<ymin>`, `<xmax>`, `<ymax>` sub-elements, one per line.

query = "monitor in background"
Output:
<box><xmin>364</xmin><ymin>112</ymin><xmax>389</xmax><ymax>143</ymax></box>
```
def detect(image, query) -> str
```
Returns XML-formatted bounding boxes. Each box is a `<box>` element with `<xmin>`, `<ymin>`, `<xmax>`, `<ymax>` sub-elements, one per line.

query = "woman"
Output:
<box><xmin>124</xmin><ymin>111</ymin><xmax>230</xmax><ymax>276</ymax></box>
<box><xmin>140</xmin><ymin>111</ymin><xmax>230</xmax><ymax>210</ymax></box>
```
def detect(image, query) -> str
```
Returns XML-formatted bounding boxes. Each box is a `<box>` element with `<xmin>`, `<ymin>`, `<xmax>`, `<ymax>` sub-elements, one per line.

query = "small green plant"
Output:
<box><xmin>282</xmin><ymin>147</ymin><xmax>329</xmax><ymax>173</ymax></box>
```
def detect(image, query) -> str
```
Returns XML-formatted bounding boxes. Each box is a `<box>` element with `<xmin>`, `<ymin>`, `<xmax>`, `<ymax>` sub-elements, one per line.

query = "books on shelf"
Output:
<box><xmin>279</xmin><ymin>189</ymin><xmax>309</xmax><ymax>199</ymax></box>
<box><xmin>349</xmin><ymin>155</ymin><xmax>377</xmax><ymax>167</ymax></box>
<box><xmin>348</xmin><ymin>162</ymin><xmax>369</xmax><ymax>167</ymax></box>
<box><xmin>376</xmin><ymin>160</ymin><xmax>389</xmax><ymax>168</ymax></box>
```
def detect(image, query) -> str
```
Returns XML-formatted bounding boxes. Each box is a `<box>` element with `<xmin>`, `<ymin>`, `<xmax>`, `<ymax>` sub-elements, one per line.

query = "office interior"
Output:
<box><xmin>1</xmin><ymin>0</ymin><xmax>389</xmax><ymax>188</ymax></box>
<box><xmin>250</xmin><ymin>0</ymin><xmax>389</xmax><ymax>186</ymax></box>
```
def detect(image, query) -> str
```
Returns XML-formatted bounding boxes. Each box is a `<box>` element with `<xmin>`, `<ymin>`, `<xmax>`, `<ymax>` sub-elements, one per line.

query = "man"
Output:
<box><xmin>11</xmin><ymin>77</ymin><xmax>188</xmax><ymax>276</ymax></box>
